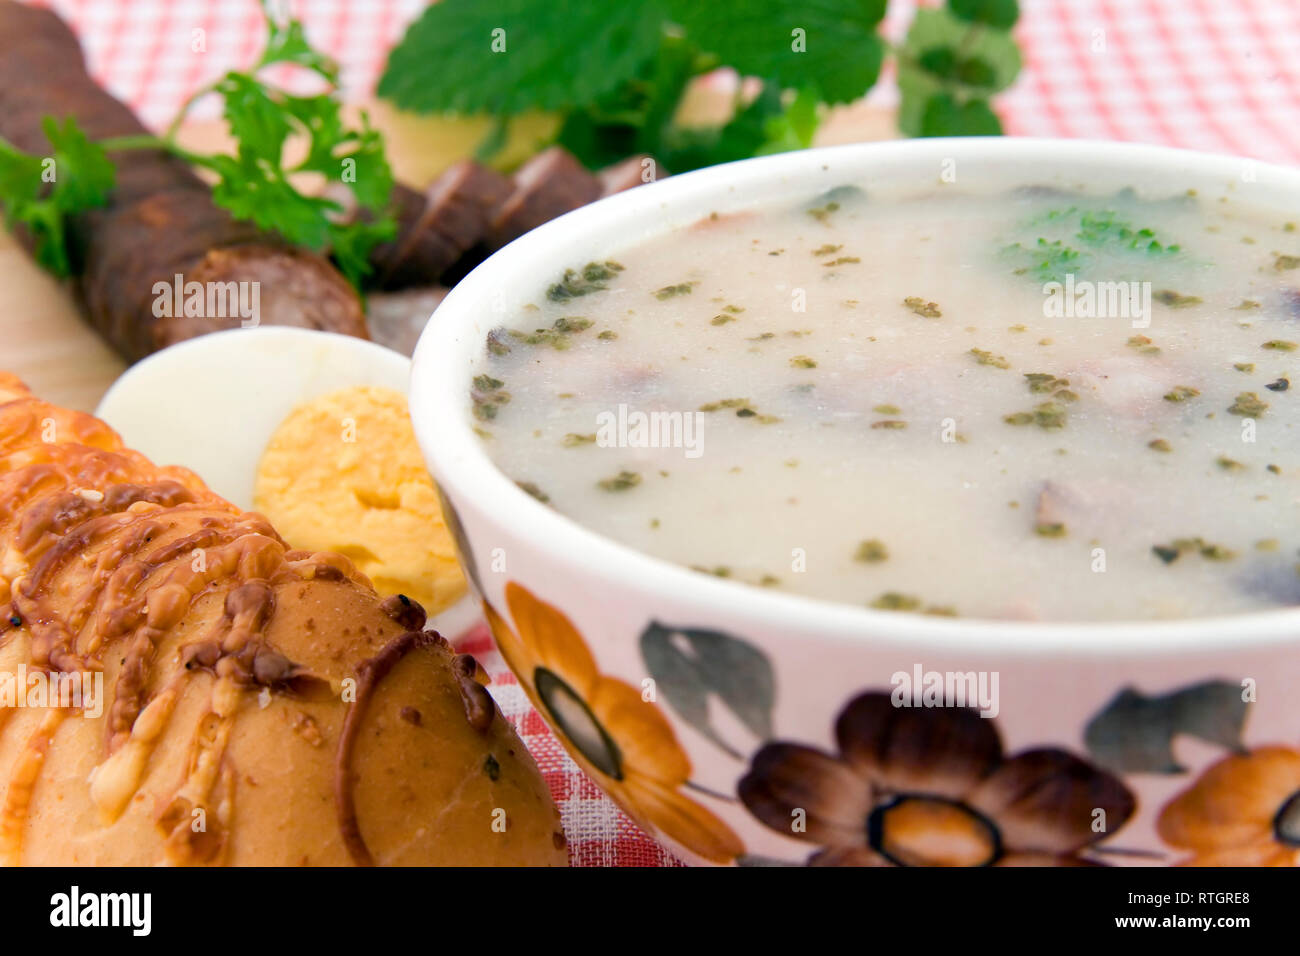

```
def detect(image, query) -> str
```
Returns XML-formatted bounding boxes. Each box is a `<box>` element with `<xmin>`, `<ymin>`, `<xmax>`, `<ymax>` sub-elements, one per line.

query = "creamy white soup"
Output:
<box><xmin>468</xmin><ymin>183</ymin><xmax>1300</xmax><ymax>621</ymax></box>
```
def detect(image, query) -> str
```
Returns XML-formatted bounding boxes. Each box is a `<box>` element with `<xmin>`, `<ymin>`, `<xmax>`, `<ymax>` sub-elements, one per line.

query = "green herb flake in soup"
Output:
<box><xmin>654</xmin><ymin>282</ymin><xmax>695</xmax><ymax>300</ymax></box>
<box><xmin>1164</xmin><ymin>385</ymin><xmax>1201</xmax><ymax>403</ymax></box>
<box><xmin>597</xmin><ymin>470</ymin><xmax>642</xmax><ymax>492</ymax></box>
<box><xmin>970</xmin><ymin>348</ymin><xmax>1011</xmax><ymax>369</ymax></box>
<box><xmin>546</xmin><ymin>260</ymin><xmax>625</xmax><ymax>301</ymax></box>
<box><xmin>855</xmin><ymin>540</ymin><xmax>890</xmax><ymax>563</ymax></box>
<box><xmin>468</xmin><ymin>181</ymin><xmax>1300</xmax><ymax>622</ymax></box>
<box><xmin>1154</xmin><ymin>289</ymin><xmax>1203</xmax><ymax>308</ymax></box>
<box><xmin>903</xmin><ymin>296</ymin><xmax>942</xmax><ymax>317</ymax></box>
<box><xmin>1228</xmin><ymin>392</ymin><xmax>1269</xmax><ymax>417</ymax></box>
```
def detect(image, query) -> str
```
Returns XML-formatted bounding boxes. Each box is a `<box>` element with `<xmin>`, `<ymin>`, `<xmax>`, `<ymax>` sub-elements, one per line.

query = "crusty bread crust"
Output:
<box><xmin>0</xmin><ymin>373</ymin><xmax>566</xmax><ymax>865</ymax></box>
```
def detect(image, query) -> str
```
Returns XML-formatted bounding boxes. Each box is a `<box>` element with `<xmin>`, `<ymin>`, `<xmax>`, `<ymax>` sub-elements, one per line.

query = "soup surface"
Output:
<box><xmin>469</xmin><ymin>182</ymin><xmax>1300</xmax><ymax>621</ymax></box>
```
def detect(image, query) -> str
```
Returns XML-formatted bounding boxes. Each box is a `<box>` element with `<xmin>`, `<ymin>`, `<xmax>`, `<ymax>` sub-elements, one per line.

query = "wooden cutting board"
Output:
<box><xmin>1</xmin><ymin>100</ymin><xmax>892</xmax><ymax>412</ymax></box>
<box><xmin>0</xmin><ymin>227</ymin><xmax>125</xmax><ymax>412</ymax></box>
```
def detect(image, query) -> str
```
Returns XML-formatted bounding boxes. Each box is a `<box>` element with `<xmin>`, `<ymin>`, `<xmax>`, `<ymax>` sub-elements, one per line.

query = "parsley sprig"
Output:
<box><xmin>379</xmin><ymin>0</ymin><xmax>1023</xmax><ymax>173</ymax></box>
<box><xmin>0</xmin><ymin>118</ymin><xmax>115</xmax><ymax>275</ymax></box>
<box><xmin>0</xmin><ymin>2</ymin><xmax>393</xmax><ymax>287</ymax></box>
<box><xmin>1002</xmin><ymin>204</ymin><xmax>1185</xmax><ymax>284</ymax></box>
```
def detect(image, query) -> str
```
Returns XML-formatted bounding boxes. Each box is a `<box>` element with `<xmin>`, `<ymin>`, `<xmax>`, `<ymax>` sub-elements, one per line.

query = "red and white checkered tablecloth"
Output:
<box><xmin>27</xmin><ymin>0</ymin><xmax>1300</xmax><ymax>866</ymax></box>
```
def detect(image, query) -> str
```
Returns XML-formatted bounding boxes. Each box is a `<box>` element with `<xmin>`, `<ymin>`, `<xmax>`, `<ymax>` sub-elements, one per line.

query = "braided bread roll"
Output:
<box><xmin>0</xmin><ymin>374</ymin><xmax>565</xmax><ymax>865</ymax></box>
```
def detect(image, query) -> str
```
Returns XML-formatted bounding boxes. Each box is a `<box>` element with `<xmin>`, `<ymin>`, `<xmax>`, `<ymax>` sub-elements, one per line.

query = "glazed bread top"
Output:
<box><xmin>0</xmin><ymin>373</ymin><xmax>565</xmax><ymax>865</ymax></box>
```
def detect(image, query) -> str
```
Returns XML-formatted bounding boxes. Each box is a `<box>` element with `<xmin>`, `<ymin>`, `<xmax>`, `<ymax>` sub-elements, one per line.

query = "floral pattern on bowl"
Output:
<box><xmin>1158</xmin><ymin>747</ymin><xmax>1300</xmax><ymax>866</ymax></box>
<box><xmin>484</xmin><ymin>582</ymin><xmax>744</xmax><ymax>863</ymax></box>
<box><xmin>470</xmin><ymin>559</ymin><xmax>1300</xmax><ymax>866</ymax></box>
<box><xmin>738</xmin><ymin>691</ymin><xmax>1134</xmax><ymax>866</ymax></box>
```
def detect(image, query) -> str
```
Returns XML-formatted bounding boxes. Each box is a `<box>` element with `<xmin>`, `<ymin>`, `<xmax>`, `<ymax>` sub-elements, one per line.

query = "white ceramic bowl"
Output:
<box><xmin>411</xmin><ymin>139</ymin><xmax>1300</xmax><ymax>866</ymax></box>
<box><xmin>96</xmin><ymin>326</ymin><xmax>480</xmax><ymax>636</ymax></box>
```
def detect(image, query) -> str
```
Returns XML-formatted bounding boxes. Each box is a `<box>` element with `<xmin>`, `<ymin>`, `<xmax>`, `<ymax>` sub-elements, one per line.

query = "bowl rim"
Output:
<box><xmin>410</xmin><ymin>137</ymin><xmax>1300</xmax><ymax>657</ymax></box>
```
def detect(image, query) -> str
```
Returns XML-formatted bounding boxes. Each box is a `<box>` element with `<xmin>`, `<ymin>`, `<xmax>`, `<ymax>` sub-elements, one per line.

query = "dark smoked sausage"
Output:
<box><xmin>367</xmin><ymin>161</ymin><xmax>512</xmax><ymax>288</ymax></box>
<box><xmin>0</xmin><ymin>1</ymin><xmax>367</xmax><ymax>362</ymax></box>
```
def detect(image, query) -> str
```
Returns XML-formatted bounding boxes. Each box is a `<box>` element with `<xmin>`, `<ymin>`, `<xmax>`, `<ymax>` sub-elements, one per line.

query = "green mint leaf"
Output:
<box><xmin>917</xmin><ymin>46</ymin><xmax>958</xmax><ymax>78</ymax></box>
<box><xmin>660</xmin><ymin>83</ymin><xmax>786</xmax><ymax>172</ymax></box>
<box><xmin>713</xmin><ymin>85</ymin><xmax>788</xmax><ymax>158</ymax></box>
<box><xmin>669</xmin><ymin>0</ymin><xmax>886</xmax><ymax>104</ymax></box>
<box><xmin>755</xmin><ymin>85</ymin><xmax>821</xmax><ymax>155</ymax></box>
<box><xmin>917</xmin><ymin>47</ymin><xmax>998</xmax><ymax>88</ymax></box>
<box><xmin>897</xmin><ymin>63</ymin><xmax>942</xmax><ymax>138</ymax></box>
<box><xmin>473</xmin><ymin>115</ymin><xmax>512</xmax><ymax>164</ymax></box>
<box><xmin>555</xmin><ymin>31</ymin><xmax>697</xmax><ymax>170</ymax></box>
<box><xmin>632</xmin><ymin>32</ymin><xmax>699</xmax><ymax>154</ymax></box>
<box><xmin>919</xmin><ymin>93</ymin><xmax>1003</xmax><ymax>137</ymax></box>
<box><xmin>898</xmin><ymin>6</ymin><xmax>1019</xmax><ymax>136</ymax></box>
<box><xmin>555</xmin><ymin>113</ymin><xmax>637</xmax><ymax>171</ymax></box>
<box><xmin>948</xmin><ymin>0</ymin><xmax>1020</xmax><ymax>30</ymax></box>
<box><xmin>955</xmin><ymin>56</ymin><xmax>999</xmax><ymax>88</ymax></box>
<box><xmin>378</xmin><ymin>0</ymin><xmax>666</xmax><ymax>115</ymax></box>
<box><xmin>904</xmin><ymin>8</ymin><xmax>1021</xmax><ymax>94</ymax></box>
